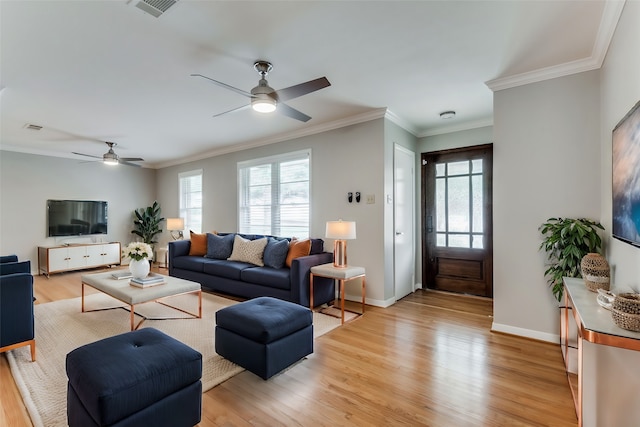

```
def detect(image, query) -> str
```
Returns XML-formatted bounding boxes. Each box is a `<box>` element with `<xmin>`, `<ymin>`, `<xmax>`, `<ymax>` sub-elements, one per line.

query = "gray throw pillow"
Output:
<box><xmin>263</xmin><ymin>237</ymin><xmax>290</xmax><ymax>269</ymax></box>
<box><xmin>205</xmin><ymin>233</ymin><xmax>235</xmax><ymax>259</ymax></box>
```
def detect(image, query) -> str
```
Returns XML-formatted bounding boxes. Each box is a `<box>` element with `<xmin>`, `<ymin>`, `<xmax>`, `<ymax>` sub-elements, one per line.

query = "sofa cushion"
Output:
<box><xmin>263</xmin><ymin>238</ymin><xmax>290</xmax><ymax>269</ymax></box>
<box><xmin>206</xmin><ymin>233</ymin><xmax>235</xmax><ymax>259</ymax></box>
<box><xmin>286</xmin><ymin>239</ymin><xmax>311</xmax><ymax>268</ymax></box>
<box><xmin>188</xmin><ymin>231</ymin><xmax>208</xmax><ymax>256</ymax></box>
<box><xmin>227</xmin><ymin>235</ymin><xmax>268</xmax><ymax>266</ymax></box>
<box><xmin>310</xmin><ymin>238</ymin><xmax>324</xmax><ymax>255</ymax></box>
<box><xmin>203</xmin><ymin>260</ymin><xmax>253</xmax><ymax>280</ymax></box>
<box><xmin>172</xmin><ymin>256</ymin><xmax>207</xmax><ymax>272</ymax></box>
<box><xmin>240</xmin><ymin>266</ymin><xmax>291</xmax><ymax>290</ymax></box>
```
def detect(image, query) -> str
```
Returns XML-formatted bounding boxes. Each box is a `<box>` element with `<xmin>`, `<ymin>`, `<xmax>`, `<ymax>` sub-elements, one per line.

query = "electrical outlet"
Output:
<box><xmin>366</xmin><ymin>194</ymin><xmax>375</xmax><ymax>204</ymax></box>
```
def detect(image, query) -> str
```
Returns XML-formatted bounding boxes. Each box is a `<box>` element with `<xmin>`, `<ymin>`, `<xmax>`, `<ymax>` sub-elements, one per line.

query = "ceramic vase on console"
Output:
<box><xmin>580</xmin><ymin>253</ymin><xmax>610</xmax><ymax>292</ymax></box>
<box><xmin>129</xmin><ymin>258</ymin><xmax>150</xmax><ymax>279</ymax></box>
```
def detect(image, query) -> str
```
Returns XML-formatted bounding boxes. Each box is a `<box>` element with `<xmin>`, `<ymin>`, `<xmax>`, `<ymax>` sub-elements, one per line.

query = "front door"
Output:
<box><xmin>421</xmin><ymin>144</ymin><xmax>493</xmax><ymax>297</ymax></box>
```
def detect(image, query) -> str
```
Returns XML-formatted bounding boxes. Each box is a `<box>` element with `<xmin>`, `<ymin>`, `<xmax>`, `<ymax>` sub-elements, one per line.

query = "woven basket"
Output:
<box><xmin>613</xmin><ymin>293</ymin><xmax>640</xmax><ymax>315</ymax></box>
<box><xmin>580</xmin><ymin>253</ymin><xmax>610</xmax><ymax>292</ymax></box>
<box><xmin>612</xmin><ymin>308</ymin><xmax>640</xmax><ymax>332</ymax></box>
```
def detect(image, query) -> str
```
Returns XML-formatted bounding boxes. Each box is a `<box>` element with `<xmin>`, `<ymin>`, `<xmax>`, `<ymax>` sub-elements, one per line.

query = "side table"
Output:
<box><xmin>155</xmin><ymin>247</ymin><xmax>168</xmax><ymax>268</ymax></box>
<box><xmin>310</xmin><ymin>263</ymin><xmax>365</xmax><ymax>324</ymax></box>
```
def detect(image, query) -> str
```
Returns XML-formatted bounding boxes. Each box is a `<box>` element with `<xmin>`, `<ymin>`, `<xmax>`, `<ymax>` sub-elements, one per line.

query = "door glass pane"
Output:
<box><xmin>472</xmin><ymin>159</ymin><xmax>483</xmax><ymax>173</ymax></box>
<box><xmin>448</xmin><ymin>161</ymin><xmax>469</xmax><ymax>175</ymax></box>
<box><xmin>449</xmin><ymin>234</ymin><xmax>470</xmax><ymax>248</ymax></box>
<box><xmin>472</xmin><ymin>235</ymin><xmax>484</xmax><ymax>249</ymax></box>
<box><xmin>436</xmin><ymin>233</ymin><xmax>446</xmax><ymax>246</ymax></box>
<box><xmin>448</xmin><ymin>176</ymin><xmax>469</xmax><ymax>232</ymax></box>
<box><xmin>435</xmin><ymin>163</ymin><xmax>445</xmax><ymax>177</ymax></box>
<box><xmin>472</xmin><ymin>175</ymin><xmax>483</xmax><ymax>233</ymax></box>
<box><xmin>436</xmin><ymin>178</ymin><xmax>446</xmax><ymax>232</ymax></box>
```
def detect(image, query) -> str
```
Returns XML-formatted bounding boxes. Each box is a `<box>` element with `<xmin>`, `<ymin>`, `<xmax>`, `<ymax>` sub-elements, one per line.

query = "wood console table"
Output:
<box><xmin>561</xmin><ymin>277</ymin><xmax>640</xmax><ymax>427</ymax></box>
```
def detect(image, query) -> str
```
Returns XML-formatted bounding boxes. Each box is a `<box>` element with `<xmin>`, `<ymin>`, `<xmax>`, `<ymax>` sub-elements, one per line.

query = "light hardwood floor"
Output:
<box><xmin>1</xmin><ymin>266</ymin><xmax>577</xmax><ymax>426</ymax></box>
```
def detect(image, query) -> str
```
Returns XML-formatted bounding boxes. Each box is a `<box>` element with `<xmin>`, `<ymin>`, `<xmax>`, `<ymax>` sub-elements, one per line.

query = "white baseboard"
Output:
<box><xmin>339</xmin><ymin>292</ymin><xmax>396</xmax><ymax>308</ymax></box>
<box><xmin>491</xmin><ymin>322</ymin><xmax>559</xmax><ymax>344</ymax></box>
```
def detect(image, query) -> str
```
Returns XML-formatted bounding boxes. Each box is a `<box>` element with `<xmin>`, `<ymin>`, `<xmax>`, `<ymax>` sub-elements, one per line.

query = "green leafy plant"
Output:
<box><xmin>538</xmin><ymin>217</ymin><xmax>604</xmax><ymax>301</ymax></box>
<box><xmin>131</xmin><ymin>201</ymin><xmax>165</xmax><ymax>244</ymax></box>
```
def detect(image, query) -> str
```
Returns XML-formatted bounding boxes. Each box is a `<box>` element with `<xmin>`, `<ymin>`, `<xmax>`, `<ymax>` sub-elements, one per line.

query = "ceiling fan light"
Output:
<box><xmin>251</xmin><ymin>97</ymin><xmax>276</xmax><ymax>113</ymax></box>
<box><xmin>104</xmin><ymin>158</ymin><xmax>118</xmax><ymax>165</ymax></box>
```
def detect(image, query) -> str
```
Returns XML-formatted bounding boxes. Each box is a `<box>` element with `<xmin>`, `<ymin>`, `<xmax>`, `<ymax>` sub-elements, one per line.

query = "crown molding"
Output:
<box><xmin>154</xmin><ymin>108</ymin><xmax>389</xmax><ymax>169</ymax></box>
<box><xmin>485</xmin><ymin>0</ymin><xmax>625</xmax><ymax>92</ymax></box>
<box><xmin>384</xmin><ymin>110</ymin><xmax>419</xmax><ymax>136</ymax></box>
<box><xmin>418</xmin><ymin>118</ymin><xmax>494</xmax><ymax>138</ymax></box>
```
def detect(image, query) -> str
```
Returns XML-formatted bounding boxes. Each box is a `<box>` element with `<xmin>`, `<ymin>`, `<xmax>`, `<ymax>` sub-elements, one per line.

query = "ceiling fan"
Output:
<box><xmin>191</xmin><ymin>60</ymin><xmax>330</xmax><ymax>122</ymax></box>
<box><xmin>72</xmin><ymin>142</ymin><xmax>144</xmax><ymax>167</ymax></box>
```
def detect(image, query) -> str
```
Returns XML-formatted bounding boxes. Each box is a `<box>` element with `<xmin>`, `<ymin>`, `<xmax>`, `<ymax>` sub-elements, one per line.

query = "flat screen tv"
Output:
<box><xmin>612</xmin><ymin>100</ymin><xmax>640</xmax><ymax>248</ymax></box>
<box><xmin>47</xmin><ymin>199</ymin><xmax>108</xmax><ymax>237</ymax></box>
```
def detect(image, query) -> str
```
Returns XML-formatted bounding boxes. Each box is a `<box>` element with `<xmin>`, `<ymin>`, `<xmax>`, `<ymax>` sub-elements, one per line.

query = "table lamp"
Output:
<box><xmin>167</xmin><ymin>218</ymin><xmax>185</xmax><ymax>240</ymax></box>
<box><xmin>325</xmin><ymin>220</ymin><xmax>356</xmax><ymax>268</ymax></box>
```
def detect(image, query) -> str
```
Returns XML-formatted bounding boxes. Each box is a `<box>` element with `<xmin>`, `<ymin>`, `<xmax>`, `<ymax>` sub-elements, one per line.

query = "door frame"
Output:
<box><xmin>421</xmin><ymin>143</ymin><xmax>493</xmax><ymax>297</ymax></box>
<box><xmin>394</xmin><ymin>143</ymin><xmax>416</xmax><ymax>301</ymax></box>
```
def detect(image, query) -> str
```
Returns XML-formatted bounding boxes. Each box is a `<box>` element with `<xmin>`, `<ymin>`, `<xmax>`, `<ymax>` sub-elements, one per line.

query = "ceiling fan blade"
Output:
<box><xmin>271</xmin><ymin>77</ymin><xmax>330</xmax><ymax>102</ymax></box>
<box><xmin>213</xmin><ymin>104</ymin><xmax>250</xmax><ymax>118</ymax></box>
<box><xmin>277</xmin><ymin>102</ymin><xmax>311</xmax><ymax>122</ymax></box>
<box><xmin>119</xmin><ymin>157</ymin><xmax>144</xmax><ymax>162</ymax></box>
<box><xmin>72</xmin><ymin>152</ymin><xmax>102</xmax><ymax>159</ymax></box>
<box><xmin>191</xmin><ymin>74</ymin><xmax>253</xmax><ymax>98</ymax></box>
<box><xmin>121</xmin><ymin>161</ymin><xmax>142</xmax><ymax>167</ymax></box>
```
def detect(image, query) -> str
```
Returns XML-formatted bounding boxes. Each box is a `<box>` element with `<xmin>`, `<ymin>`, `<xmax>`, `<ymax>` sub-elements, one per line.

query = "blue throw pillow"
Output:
<box><xmin>263</xmin><ymin>237</ymin><xmax>290</xmax><ymax>269</ymax></box>
<box><xmin>205</xmin><ymin>233</ymin><xmax>235</xmax><ymax>259</ymax></box>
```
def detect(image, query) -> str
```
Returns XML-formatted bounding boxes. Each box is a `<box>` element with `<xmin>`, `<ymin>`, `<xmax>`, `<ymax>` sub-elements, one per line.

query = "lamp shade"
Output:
<box><xmin>166</xmin><ymin>218</ymin><xmax>185</xmax><ymax>231</ymax></box>
<box><xmin>325</xmin><ymin>220</ymin><xmax>356</xmax><ymax>240</ymax></box>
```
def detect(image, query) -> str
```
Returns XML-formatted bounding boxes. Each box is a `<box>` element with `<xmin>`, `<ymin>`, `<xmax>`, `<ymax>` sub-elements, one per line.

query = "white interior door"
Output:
<box><xmin>394</xmin><ymin>144</ymin><xmax>415</xmax><ymax>301</ymax></box>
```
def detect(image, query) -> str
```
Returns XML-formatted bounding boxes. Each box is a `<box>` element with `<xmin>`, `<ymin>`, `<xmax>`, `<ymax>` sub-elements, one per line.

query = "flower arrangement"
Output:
<box><xmin>122</xmin><ymin>242</ymin><xmax>153</xmax><ymax>261</ymax></box>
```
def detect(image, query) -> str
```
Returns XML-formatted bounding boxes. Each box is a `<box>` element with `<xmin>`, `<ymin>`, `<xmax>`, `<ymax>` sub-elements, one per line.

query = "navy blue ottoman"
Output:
<box><xmin>66</xmin><ymin>328</ymin><xmax>202</xmax><ymax>427</ymax></box>
<box><xmin>215</xmin><ymin>296</ymin><xmax>313</xmax><ymax>380</ymax></box>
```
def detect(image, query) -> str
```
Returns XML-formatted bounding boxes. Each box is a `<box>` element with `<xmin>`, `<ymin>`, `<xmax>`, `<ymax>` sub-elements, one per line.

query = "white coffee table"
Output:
<box><xmin>81</xmin><ymin>271</ymin><xmax>202</xmax><ymax>330</ymax></box>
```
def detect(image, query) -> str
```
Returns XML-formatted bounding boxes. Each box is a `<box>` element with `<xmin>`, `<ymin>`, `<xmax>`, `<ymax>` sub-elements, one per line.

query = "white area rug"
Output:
<box><xmin>7</xmin><ymin>292</ymin><xmax>342</xmax><ymax>427</ymax></box>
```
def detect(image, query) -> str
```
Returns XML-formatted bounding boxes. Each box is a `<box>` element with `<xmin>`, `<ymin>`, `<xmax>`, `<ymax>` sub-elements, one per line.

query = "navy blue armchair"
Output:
<box><xmin>0</xmin><ymin>257</ymin><xmax>36</xmax><ymax>361</ymax></box>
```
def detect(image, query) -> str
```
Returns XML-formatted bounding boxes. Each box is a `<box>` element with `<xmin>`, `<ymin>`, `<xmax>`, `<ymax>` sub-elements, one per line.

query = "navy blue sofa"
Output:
<box><xmin>0</xmin><ymin>257</ymin><xmax>36</xmax><ymax>361</ymax></box>
<box><xmin>168</xmin><ymin>234</ymin><xmax>335</xmax><ymax>308</ymax></box>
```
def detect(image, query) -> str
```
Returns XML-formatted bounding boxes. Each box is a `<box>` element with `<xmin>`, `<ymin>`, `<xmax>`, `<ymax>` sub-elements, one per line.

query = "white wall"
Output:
<box><xmin>0</xmin><ymin>151</ymin><xmax>157</xmax><ymax>271</ymax></box>
<box><xmin>600</xmin><ymin>0</ymin><xmax>640</xmax><ymax>293</ymax></box>
<box><xmin>492</xmin><ymin>70</ymin><xmax>601</xmax><ymax>342</ymax></box>
<box><xmin>155</xmin><ymin>119</ymin><xmax>395</xmax><ymax>306</ymax></box>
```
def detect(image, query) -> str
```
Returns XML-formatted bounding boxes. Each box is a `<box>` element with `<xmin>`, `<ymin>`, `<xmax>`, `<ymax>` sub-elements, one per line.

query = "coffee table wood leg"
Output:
<box><xmin>130</xmin><ymin>305</ymin><xmax>135</xmax><ymax>331</ymax></box>
<box><xmin>81</xmin><ymin>282</ymin><xmax>85</xmax><ymax>313</ymax></box>
<box><xmin>198</xmin><ymin>290</ymin><xmax>202</xmax><ymax>318</ymax></box>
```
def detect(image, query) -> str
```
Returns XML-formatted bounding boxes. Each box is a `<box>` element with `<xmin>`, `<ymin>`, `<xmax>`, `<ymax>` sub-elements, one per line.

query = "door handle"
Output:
<box><xmin>427</xmin><ymin>216</ymin><xmax>434</xmax><ymax>233</ymax></box>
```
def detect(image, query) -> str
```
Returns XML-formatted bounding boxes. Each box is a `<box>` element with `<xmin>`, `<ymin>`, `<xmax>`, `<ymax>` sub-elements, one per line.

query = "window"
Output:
<box><xmin>238</xmin><ymin>150</ymin><xmax>310</xmax><ymax>238</ymax></box>
<box><xmin>435</xmin><ymin>159</ymin><xmax>484</xmax><ymax>249</ymax></box>
<box><xmin>179</xmin><ymin>169</ymin><xmax>202</xmax><ymax>234</ymax></box>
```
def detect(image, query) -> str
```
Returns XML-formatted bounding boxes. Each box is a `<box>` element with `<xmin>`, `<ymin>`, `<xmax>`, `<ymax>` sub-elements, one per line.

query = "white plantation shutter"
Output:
<box><xmin>238</xmin><ymin>150</ymin><xmax>310</xmax><ymax>238</ymax></box>
<box><xmin>179</xmin><ymin>169</ymin><xmax>203</xmax><ymax>233</ymax></box>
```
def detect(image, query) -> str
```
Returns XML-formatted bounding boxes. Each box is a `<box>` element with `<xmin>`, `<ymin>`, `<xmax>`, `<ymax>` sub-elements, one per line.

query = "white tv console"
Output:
<box><xmin>38</xmin><ymin>242</ymin><xmax>121</xmax><ymax>276</ymax></box>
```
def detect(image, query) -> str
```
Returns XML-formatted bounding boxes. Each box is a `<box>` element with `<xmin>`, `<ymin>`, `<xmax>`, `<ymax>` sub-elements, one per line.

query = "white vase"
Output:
<box><xmin>129</xmin><ymin>258</ymin><xmax>150</xmax><ymax>279</ymax></box>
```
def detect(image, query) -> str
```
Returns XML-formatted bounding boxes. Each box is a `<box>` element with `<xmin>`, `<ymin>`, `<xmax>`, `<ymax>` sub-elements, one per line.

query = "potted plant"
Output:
<box><xmin>538</xmin><ymin>217</ymin><xmax>604</xmax><ymax>301</ymax></box>
<box><xmin>132</xmin><ymin>201</ymin><xmax>165</xmax><ymax>245</ymax></box>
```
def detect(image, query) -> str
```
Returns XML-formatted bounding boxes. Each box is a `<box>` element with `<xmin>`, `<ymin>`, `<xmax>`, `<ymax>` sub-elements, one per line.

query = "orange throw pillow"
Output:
<box><xmin>188</xmin><ymin>230</ymin><xmax>207</xmax><ymax>256</ymax></box>
<box><xmin>285</xmin><ymin>238</ymin><xmax>311</xmax><ymax>267</ymax></box>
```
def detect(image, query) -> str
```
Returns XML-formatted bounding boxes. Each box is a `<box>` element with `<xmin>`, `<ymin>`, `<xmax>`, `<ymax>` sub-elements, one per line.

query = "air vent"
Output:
<box><xmin>134</xmin><ymin>0</ymin><xmax>178</xmax><ymax>18</ymax></box>
<box><xmin>24</xmin><ymin>123</ymin><xmax>43</xmax><ymax>131</ymax></box>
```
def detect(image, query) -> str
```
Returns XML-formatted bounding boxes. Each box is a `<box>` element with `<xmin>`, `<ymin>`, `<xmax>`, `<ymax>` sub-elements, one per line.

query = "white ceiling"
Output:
<box><xmin>0</xmin><ymin>0</ymin><xmax>624</xmax><ymax>168</ymax></box>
